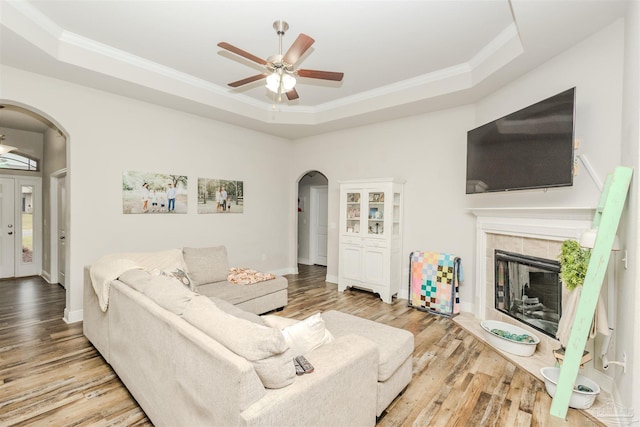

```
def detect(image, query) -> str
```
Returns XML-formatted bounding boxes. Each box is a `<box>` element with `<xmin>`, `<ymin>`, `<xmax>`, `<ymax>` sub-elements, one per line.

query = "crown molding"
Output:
<box><xmin>2</xmin><ymin>0</ymin><xmax>523</xmax><ymax>126</ymax></box>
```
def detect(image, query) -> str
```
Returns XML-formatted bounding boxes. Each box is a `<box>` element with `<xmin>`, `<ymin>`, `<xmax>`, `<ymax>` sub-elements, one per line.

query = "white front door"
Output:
<box><xmin>310</xmin><ymin>186</ymin><xmax>328</xmax><ymax>266</ymax></box>
<box><xmin>0</xmin><ymin>177</ymin><xmax>42</xmax><ymax>278</ymax></box>
<box><xmin>0</xmin><ymin>178</ymin><xmax>15</xmax><ymax>278</ymax></box>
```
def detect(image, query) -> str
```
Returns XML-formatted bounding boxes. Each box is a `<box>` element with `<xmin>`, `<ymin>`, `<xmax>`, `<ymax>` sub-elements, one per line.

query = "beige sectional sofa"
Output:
<box><xmin>83</xmin><ymin>247</ymin><xmax>414</xmax><ymax>426</ymax></box>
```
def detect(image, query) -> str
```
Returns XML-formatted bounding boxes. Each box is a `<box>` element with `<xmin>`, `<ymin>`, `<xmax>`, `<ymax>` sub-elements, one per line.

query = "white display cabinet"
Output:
<box><xmin>338</xmin><ymin>178</ymin><xmax>404</xmax><ymax>303</ymax></box>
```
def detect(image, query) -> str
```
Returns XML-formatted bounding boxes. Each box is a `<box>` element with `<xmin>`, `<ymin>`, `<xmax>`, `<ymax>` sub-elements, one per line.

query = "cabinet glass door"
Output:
<box><xmin>345</xmin><ymin>192</ymin><xmax>361</xmax><ymax>233</ymax></box>
<box><xmin>367</xmin><ymin>191</ymin><xmax>384</xmax><ymax>235</ymax></box>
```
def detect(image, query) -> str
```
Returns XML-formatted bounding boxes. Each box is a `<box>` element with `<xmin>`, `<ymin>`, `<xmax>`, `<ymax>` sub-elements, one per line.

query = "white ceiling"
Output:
<box><xmin>0</xmin><ymin>0</ymin><xmax>631</xmax><ymax>139</ymax></box>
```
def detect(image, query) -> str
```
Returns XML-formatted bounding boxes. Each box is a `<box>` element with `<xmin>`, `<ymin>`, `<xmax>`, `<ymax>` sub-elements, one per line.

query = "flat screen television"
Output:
<box><xmin>466</xmin><ymin>87</ymin><xmax>576</xmax><ymax>194</ymax></box>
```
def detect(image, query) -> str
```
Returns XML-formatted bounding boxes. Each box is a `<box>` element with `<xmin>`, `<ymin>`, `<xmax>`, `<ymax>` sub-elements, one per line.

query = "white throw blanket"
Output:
<box><xmin>90</xmin><ymin>248</ymin><xmax>187</xmax><ymax>311</ymax></box>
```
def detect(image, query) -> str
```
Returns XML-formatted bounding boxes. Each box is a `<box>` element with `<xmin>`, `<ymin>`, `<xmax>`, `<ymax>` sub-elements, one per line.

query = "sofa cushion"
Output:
<box><xmin>197</xmin><ymin>276</ymin><xmax>287</xmax><ymax>305</ymax></box>
<box><xmin>142</xmin><ymin>274</ymin><xmax>195</xmax><ymax>316</ymax></box>
<box><xmin>183</xmin><ymin>246</ymin><xmax>229</xmax><ymax>286</ymax></box>
<box><xmin>182</xmin><ymin>295</ymin><xmax>294</xmax><ymax>388</ymax></box>
<box><xmin>252</xmin><ymin>347</ymin><xmax>296</xmax><ymax>389</ymax></box>
<box><xmin>281</xmin><ymin>313</ymin><xmax>334</xmax><ymax>356</ymax></box>
<box><xmin>209</xmin><ymin>295</ymin><xmax>265</xmax><ymax>326</ymax></box>
<box><xmin>322</xmin><ymin>310</ymin><xmax>414</xmax><ymax>382</ymax></box>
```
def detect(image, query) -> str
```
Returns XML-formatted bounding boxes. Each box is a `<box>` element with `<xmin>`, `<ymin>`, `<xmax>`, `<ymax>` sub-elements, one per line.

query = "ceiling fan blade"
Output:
<box><xmin>297</xmin><ymin>69</ymin><xmax>344</xmax><ymax>81</ymax></box>
<box><xmin>218</xmin><ymin>42</ymin><xmax>267</xmax><ymax>66</ymax></box>
<box><xmin>228</xmin><ymin>74</ymin><xmax>267</xmax><ymax>87</ymax></box>
<box><xmin>282</xmin><ymin>34</ymin><xmax>315</xmax><ymax>65</ymax></box>
<box><xmin>285</xmin><ymin>88</ymin><xmax>299</xmax><ymax>101</ymax></box>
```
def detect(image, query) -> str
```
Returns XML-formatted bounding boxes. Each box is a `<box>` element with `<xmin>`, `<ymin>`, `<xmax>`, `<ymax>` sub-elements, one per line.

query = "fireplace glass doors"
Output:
<box><xmin>495</xmin><ymin>250</ymin><xmax>562</xmax><ymax>338</ymax></box>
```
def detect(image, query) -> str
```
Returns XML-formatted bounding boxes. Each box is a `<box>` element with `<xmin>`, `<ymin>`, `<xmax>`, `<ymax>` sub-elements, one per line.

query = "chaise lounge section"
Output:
<box><xmin>182</xmin><ymin>245</ymin><xmax>288</xmax><ymax>315</ymax></box>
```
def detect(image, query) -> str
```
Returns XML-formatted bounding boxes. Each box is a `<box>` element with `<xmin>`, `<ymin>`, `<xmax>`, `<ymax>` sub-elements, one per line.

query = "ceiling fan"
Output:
<box><xmin>217</xmin><ymin>21</ymin><xmax>344</xmax><ymax>101</ymax></box>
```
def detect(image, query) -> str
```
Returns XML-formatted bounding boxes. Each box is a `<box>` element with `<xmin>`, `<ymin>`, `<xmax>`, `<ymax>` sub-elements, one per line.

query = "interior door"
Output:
<box><xmin>0</xmin><ymin>178</ymin><xmax>15</xmax><ymax>278</ymax></box>
<box><xmin>57</xmin><ymin>176</ymin><xmax>66</xmax><ymax>288</ymax></box>
<box><xmin>310</xmin><ymin>186</ymin><xmax>328</xmax><ymax>266</ymax></box>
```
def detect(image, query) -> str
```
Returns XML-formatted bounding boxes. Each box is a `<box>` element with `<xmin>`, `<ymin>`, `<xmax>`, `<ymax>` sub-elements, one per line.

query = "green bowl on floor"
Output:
<box><xmin>480</xmin><ymin>320</ymin><xmax>539</xmax><ymax>357</ymax></box>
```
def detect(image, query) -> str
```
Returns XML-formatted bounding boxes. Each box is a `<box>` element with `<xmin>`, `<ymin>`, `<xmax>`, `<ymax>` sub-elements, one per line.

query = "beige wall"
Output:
<box><xmin>616</xmin><ymin>0</ymin><xmax>640</xmax><ymax>415</ymax></box>
<box><xmin>1</xmin><ymin>66</ymin><xmax>294</xmax><ymax>323</ymax></box>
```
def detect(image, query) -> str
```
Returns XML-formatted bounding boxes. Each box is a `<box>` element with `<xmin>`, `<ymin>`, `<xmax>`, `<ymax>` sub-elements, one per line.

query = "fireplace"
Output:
<box><xmin>495</xmin><ymin>250</ymin><xmax>561</xmax><ymax>338</ymax></box>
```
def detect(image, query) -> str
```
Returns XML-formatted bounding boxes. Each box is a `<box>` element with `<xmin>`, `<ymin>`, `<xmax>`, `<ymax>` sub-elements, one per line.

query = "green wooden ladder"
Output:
<box><xmin>550</xmin><ymin>166</ymin><xmax>633</xmax><ymax>419</ymax></box>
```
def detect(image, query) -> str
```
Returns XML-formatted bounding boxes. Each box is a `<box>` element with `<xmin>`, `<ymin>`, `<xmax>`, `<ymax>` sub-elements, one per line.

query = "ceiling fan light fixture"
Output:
<box><xmin>265</xmin><ymin>72</ymin><xmax>281</xmax><ymax>93</ymax></box>
<box><xmin>265</xmin><ymin>70</ymin><xmax>296</xmax><ymax>94</ymax></box>
<box><xmin>282</xmin><ymin>73</ymin><xmax>296</xmax><ymax>91</ymax></box>
<box><xmin>0</xmin><ymin>134</ymin><xmax>17</xmax><ymax>155</ymax></box>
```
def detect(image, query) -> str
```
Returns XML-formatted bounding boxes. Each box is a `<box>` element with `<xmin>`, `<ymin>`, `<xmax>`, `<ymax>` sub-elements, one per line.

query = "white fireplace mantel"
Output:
<box><xmin>460</xmin><ymin>206</ymin><xmax>617</xmax><ymax>412</ymax></box>
<box><xmin>469</xmin><ymin>207</ymin><xmax>595</xmax><ymax>318</ymax></box>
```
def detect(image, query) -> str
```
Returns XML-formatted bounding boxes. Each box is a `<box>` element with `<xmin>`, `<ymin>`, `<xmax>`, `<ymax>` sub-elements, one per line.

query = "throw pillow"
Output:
<box><xmin>183</xmin><ymin>246</ymin><xmax>229</xmax><ymax>286</ymax></box>
<box><xmin>261</xmin><ymin>314</ymin><xmax>299</xmax><ymax>329</ymax></box>
<box><xmin>151</xmin><ymin>268</ymin><xmax>196</xmax><ymax>292</ymax></box>
<box><xmin>134</xmin><ymin>248</ymin><xmax>189</xmax><ymax>275</ymax></box>
<box><xmin>281</xmin><ymin>313</ymin><xmax>334</xmax><ymax>356</ymax></box>
<box><xmin>182</xmin><ymin>295</ymin><xmax>294</xmax><ymax>388</ymax></box>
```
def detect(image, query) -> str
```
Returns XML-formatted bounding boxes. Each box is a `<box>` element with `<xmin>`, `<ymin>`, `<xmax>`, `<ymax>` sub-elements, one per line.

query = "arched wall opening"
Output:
<box><xmin>296</xmin><ymin>170</ymin><xmax>328</xmax><ymax>269</ymax></box>
<box><xmin>0</xmin><ymin>100</ymin><xmax>70</xmax><ymax>320</ymax></box>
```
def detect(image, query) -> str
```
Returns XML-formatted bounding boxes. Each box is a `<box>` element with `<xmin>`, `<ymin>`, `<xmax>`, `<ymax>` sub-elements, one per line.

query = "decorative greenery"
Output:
<box><xmin>558</xmin><ymin>240</ymin><xmax>591</xmax><ymax>290</ymax></box>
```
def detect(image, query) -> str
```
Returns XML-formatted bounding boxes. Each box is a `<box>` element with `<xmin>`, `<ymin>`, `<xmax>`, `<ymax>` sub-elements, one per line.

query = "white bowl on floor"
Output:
<box><xmin>480</xmin><ymin>320</ymin><xmax>539</xmax><ymax>356</ymax></box>
<box><xmin>540</xmin><ymin>366</ymin><xmax>600</xmax><ymax>409</ymax></box>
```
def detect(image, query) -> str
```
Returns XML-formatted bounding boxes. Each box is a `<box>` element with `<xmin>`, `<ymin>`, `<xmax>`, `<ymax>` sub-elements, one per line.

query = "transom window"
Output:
<box><xmin>0</xmin><ymin>152</ymin><xmax>39</xmax><ymax>171</ymax></box>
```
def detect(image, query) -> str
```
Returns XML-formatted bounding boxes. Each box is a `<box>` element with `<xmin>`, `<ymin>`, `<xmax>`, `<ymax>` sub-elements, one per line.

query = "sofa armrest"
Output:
<box><xmin>83</xmin><ymin>265</ymin><xmax>110</xmax><ymax>361</ymax></box>
<box><xmin>240</xmin><ymin>334</ymin><xmax>379</xmax><ymax>427</ymax></box>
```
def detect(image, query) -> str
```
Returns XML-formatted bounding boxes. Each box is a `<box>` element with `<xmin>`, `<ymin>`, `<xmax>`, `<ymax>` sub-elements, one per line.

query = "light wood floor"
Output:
<box><xmin>0</xmin><ymin>267</ymin><xmax>602</xmax><ymax>426</ymax></box>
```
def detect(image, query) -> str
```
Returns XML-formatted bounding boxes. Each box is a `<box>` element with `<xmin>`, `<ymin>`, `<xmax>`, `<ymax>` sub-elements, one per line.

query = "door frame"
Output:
<box><xmin>50</xmin><ymin>168</ymin><xmax>67</xmax><ymax>285</ymax></box>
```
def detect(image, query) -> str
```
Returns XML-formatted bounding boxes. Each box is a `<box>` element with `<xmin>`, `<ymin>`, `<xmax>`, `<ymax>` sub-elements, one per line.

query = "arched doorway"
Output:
<box><xmin>297</xmin><ymin>171</ymin><xmax>328</xmax><ymax>266</ymax></box>
<box><xmin>0</xmin><ymin>102</ymin><xmax>69</xmax><ymax>313</ymax></box>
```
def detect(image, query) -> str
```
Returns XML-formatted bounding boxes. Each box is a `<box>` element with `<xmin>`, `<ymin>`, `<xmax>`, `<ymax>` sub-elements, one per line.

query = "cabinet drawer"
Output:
<box><xmin>364</xmin><ymin>239</ymin><xmax>387</xmax><ymax>248</ymax></box>
<box><xmin>341</xmin><ymin>237</ymin><xmax>361</xmax><ymax>246</ymax></box>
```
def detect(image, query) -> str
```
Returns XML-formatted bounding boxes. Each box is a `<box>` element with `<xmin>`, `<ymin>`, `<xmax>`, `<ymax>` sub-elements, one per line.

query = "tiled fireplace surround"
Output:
<box><xmin>483</xmin><ymin>232</ymin><xmax>567</xmax><ymax>355</ymax></box>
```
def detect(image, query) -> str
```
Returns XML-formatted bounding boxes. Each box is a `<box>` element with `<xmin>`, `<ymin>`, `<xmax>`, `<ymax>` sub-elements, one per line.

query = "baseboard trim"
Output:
<box><xmin>271</xmin><ymin>267</ymin><xmax>298</xmax><ymax>276</ymax></box>
<box><xmin>63</xmin><ymin>308</ymin><xmax>83</xmax><ymax>324</ymax></box>
<box><xmin>325</xmin><ymin>274</ymin><xmax>338</xmax><ymax>284</ymax></box>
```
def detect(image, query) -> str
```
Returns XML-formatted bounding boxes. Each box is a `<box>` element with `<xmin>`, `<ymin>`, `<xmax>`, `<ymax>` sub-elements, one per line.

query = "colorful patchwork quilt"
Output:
<box><xmin>409</xmin><ymin>251</ymin><xmax>462</xmax><ymax>316</ymax></box>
